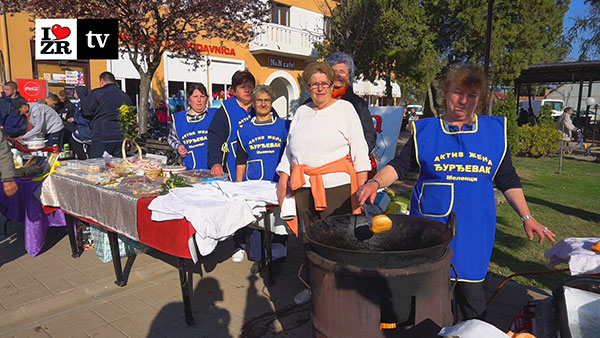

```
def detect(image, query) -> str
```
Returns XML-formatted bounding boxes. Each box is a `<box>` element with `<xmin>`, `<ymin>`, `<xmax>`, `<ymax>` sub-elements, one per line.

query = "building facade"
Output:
<box><xmin>0</xmin><ymin>1</ymin><xmax>331</xmax><ymax>118</ymax></box>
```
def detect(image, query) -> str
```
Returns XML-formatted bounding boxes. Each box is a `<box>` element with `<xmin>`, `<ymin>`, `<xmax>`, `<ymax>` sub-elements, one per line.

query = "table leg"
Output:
<box><xmin>64</xmin><ymin>214</ymin><xmax>81</xmax><ymax>258</ymax></box>
<box><xmin>177</xmin><ymin>257</ymin><xmax>196</xmax><ymax>326</ymax></box>
<box><xmin>263</xmin><ymin>210</ymin><xmax>274</xmax><ymax>286</ymax></box>
<box><xmin>107</xmin><ymin>231</ymin><xmax>126</xmax><ymax>287</ymax></box>
<box><xmin>3</xmin><ymin>219</ymin><xmax>9</xmax><ymax>238</ymax></box>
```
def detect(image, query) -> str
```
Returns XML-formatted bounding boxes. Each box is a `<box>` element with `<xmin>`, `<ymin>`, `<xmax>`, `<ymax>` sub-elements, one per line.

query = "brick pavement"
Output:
<box><xmin>0</xmin><ymin>217</ymin><xmax>553</xmax><ymax>338</ymax></box>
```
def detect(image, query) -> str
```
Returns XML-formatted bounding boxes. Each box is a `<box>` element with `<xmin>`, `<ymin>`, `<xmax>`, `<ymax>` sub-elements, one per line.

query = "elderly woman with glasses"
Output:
<box><xmin>235</xmin><ymin>85</ymin><xmax>290</xmax><ymax>274</ymax></box>
<box><xmin>276</xmin><ymin>61</ymin><xmax>371</xmax><ymax>304</ymax></box>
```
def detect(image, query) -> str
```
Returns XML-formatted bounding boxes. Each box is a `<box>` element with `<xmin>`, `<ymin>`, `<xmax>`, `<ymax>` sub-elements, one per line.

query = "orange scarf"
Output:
<box><xmin>331</xmin><ymin>86</ymin><xmax>349</xmax><ymax>99</ymax></box>
<box><xmin>286</xmin><ymin>156</ymin><xmax>360</xmax><ymax>235</ymax></box>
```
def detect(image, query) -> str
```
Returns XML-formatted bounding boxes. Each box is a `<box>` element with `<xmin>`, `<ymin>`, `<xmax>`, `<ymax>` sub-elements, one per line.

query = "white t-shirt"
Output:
<box><xmin>276</xmin><ymin>99</ymin><xmax>371</xmax><ymax>188</ymax></box>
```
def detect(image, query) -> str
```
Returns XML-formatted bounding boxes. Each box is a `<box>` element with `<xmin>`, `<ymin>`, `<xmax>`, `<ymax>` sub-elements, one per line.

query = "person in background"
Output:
<box><xmin>156</xmin><ymin>100</ymin><xmax>171</xmax><ymax>124</ymax></box>
<box><xmin>81</xmin><ymin>72</ymin><xmax>133</xmax><ymax>158</ymax></box>
<box><xmin>70</xmin><ymin>86</ymin><xmax>91</xmax><ymax>159</ymax></box>
<box><xmin>359</xmin><ymin>64</ymin><xmax>555</xmax><ymax>323</ymax></box>
<box><xmin>0</xmin><ymin>81</ymin><xmax>27</xmax><ymax>138</ymax></box>
<box><xmin>208</xmin><ymin>71</ymin><xmax>255</xmax><ymax>263</ymax></box>
<box><xmin>236</xmin><ymin>85</ymin><xmax>290</xmax><ymax>274</ymax></box>
<box><xmin>168</xmin><ymin>84</ymin><xmax>216</xmax><ymax>169</ymax></box>
<box><xmin>208</xmin><ymin>71</ymin><xmax>256</xmax><ymax>182</ymax></box>
<box><xmin>0</xmin><ymin>130</ymin><xmax>18</xmax><ymax>197</ymax></box>
<box><xmin>276</xmin><ymin>61</ymin><xmax>371</xmax><ymax>305</ymax></box>
<box><xmin>14</xmin><ymin>98</ymin><xmax>64</xmax><ymax>147</ymax></box>
<box><xmin>39</xmin><ymin>93</ymin><xmax>60</xmax><ymax>111</ymax></box>
<box><xmin>56</xmin><ymin>90</ymin><xmax>76</xmax><ymax>132</ymax></box>
<box><xmin>556</xmin><ymin>106</ymin><xmax>578</xmax><ymax>146</ymax></box>
<box><xmin>325</xmin><ymin>52</ymin><xmax>377</xmax><ymax>153</ymax></box>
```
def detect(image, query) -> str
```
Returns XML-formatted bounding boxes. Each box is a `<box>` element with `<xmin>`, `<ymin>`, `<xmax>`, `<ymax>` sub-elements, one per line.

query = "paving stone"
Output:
<box><xmin>10</xmin><ymin>326</ymin><xmax>52</xmax><ymax>338</ymax></box>
<box><xmin>0</xmin><ymin>285</ymin><xmax>52</xmax><ymax>309</ymax></box>
<box><xmin>39</xmin><ymin>276</ymin><xmax>75</xmax><ymax>294</ymax></box>
<box><xmin>62</xmin><ymin>271</ymin><xmax>95</xmax><ymax>288</ymax></box>
<box><xmin>8</xmin><ymin>273</ymin><xmax>41</xmax><ymax>290</ymax></box>
<box><xmin>113</xmin><ymin>294</ymin><xmax>152</xmax><ymax>315</ymax></box>
<box><xmin>133</xmin><ymin>283</ymin><xmax>179</xmax><ymax>306</ymax></box>
<box><xmin>154</xmin><ymin>318</ymin><xmax>204</xmax><ymax>338</ymax></box>
<box><xmin>40</xmin><ymin>309</ymin><xmax>105</xmax><ymax>332</ymax></box>
<box><xmin>111</xmin><ymin>307</ymin><xmax>171</xmax><ymax>337</ymax></box>
<box><xmin>85</xmin><ymin>323</ymin><xmax>128</xmax><ymax>338</ymax></box>
<box><xmin>90</xmin><ymin>301</ymin><xmax>129</xmax><ymax>322</ymax></box>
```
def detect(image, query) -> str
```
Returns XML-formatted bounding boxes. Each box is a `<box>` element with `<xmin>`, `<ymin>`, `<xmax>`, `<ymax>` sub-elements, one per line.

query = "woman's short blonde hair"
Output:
<box><xmin>442</xmin><ymin>64</ymin><xmax>488</xmax><ymax>113</ymax></box>
<box><xmin>251</xmin><ymin>85</ymin><xmax>275</xmax><ymax>102</ymax></box>
<box><xmin>302</xmin><ymin>62</ymin><xmax>335</xmax><ymax>86</ymax></box>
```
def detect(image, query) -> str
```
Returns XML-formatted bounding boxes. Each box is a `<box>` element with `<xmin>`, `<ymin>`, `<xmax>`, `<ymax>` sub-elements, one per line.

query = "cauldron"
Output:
<box><xmin>306</xmin><ymin>213</ymin><xmax>455</xmax><ymax>269</ymax></box>
<box><xmin>305</xmin><ymin>213</ymin><xmax>457</xmax><ymax>337</ymax></box>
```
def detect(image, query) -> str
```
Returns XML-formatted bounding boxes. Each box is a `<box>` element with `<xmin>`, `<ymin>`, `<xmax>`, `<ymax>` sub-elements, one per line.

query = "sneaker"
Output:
<box><xmin>231</xmin><ymin>249</ymin><xmax>246</xmax><ymax>263</ymax></box>
<box><xmin>293</xmin><ymin>288</ymin><xmax>311</xmax><ymax>305</ymax></box>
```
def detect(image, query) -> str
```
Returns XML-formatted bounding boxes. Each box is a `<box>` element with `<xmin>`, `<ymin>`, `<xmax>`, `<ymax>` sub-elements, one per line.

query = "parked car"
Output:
<box><xmin>518</xmin><ymin>99</ymin><xmax>564</xmax><ymax>118</ymax></box>
<box><xmin>406</xmin><ymin>104</ymin><xmax>423</xmax><ymax>116</ymax></box>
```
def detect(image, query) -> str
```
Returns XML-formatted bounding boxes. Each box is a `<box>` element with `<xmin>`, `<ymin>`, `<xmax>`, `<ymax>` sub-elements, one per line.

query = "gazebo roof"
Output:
<box><xmin>516</xmin><ymin>61</ymin><xmax>600</xmax><ymax>84</ymax></box>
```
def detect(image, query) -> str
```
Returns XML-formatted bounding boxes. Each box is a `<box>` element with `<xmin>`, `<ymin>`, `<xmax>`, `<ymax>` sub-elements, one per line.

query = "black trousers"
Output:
<box><xmin>69</xmin><ymin>134</ymin><xmax>89</xmax><ymax>159</ymax></box>
<box><xmin>89</xmin><ymin>140</ymin><xmax>122</xmax><ymax>158</ymax></box>
<box><xmin>453</xmin><ymin>281</ymin><xmax>488</xmax><ymax>323</ymax></box>
<box><xmin>46</xmin><ymin>129</ymin><xmax>64</xmax><ymax>148</ymax></box>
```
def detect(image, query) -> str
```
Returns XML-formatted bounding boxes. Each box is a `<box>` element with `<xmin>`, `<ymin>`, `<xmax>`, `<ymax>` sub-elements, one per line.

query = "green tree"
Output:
<box><xmin>318</xmin><ymin>0</ymin><xmax>440</xmax><ymax>107</ymax></box>
<box><xmin>493</xmin><ymin>93</ymin><xmax>521</xmax><ymax>154</ymax></box>
<box><xmin>566</xmin><ymin>0</ymin><xmax>600</xmax><ymax>60</ymax></box>
<box><xmin>424</xmin><ymin>0</ymin><xmax>568</xmax><ymax>113</ymax></box>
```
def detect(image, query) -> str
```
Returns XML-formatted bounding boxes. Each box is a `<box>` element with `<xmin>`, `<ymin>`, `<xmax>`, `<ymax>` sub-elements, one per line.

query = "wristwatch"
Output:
<box><xmin>520</xmin><ymin>214</ymin><xmax>533</xmax><ymax>221</ymax></box>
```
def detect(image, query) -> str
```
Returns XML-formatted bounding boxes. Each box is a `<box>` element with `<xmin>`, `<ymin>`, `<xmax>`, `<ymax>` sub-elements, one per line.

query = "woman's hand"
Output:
<box><xmin>276</xmin><ymin>173</ymin><xmax>291</xmax><ymax>206</ymax></box>
<box><xmin>523</xmin><ymin>218</ymin><xmax>555</xmax><ymax>244</ymax></box>
<box><xmin>358</xmin><ymin>179</ymin><xmax>379</xmax><ymax>205</ymax></box>
<box><xmin>211</xmin><ymin>164</ymin><xmax>224</xmax><ymax>176</ymax></box>
<box><xmin>177</xmin><ymin>145</ymin><xmax>188</xmax><ymax>157</ymax></box>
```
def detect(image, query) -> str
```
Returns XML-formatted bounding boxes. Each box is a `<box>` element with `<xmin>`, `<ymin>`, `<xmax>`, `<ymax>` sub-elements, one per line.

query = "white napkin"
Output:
<box><xmin>280</xmin><ymin>195</ymin><xmax>296</xmax><ymax>220</ymax></box>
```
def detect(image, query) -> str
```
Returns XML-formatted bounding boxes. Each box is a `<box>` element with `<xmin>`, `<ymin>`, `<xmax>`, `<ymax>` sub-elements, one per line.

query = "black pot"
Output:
<box><xmin>305</xmin><ymin>213</ymin><xmax>456</xmax><ymax>269</ymax></box>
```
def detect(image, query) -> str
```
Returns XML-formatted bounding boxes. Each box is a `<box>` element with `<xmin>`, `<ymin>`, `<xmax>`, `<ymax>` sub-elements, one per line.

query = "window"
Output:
<box><xmin>272</xmin><ymin>2</ymin><xmax>290</xmax><ymax>26</ymax></box>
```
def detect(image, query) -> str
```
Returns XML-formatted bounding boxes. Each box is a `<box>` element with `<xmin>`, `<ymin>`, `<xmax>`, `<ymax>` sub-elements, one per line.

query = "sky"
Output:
<box><xmin>564</xmin><ymin>0</ymin><xmax>592</xmax><ymax>60</ymax></box>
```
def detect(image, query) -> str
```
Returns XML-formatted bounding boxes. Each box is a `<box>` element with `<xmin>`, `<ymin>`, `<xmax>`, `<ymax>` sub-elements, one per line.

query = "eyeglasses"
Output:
<box><xmin>255</xmin><ymin>98</ymin><xmax>272</xmax><ymax>104</ymax></box>
<box><xmin>308</xmin><ymin>82</ymin><xmax>332</xmax><ymax>90</ymax></box>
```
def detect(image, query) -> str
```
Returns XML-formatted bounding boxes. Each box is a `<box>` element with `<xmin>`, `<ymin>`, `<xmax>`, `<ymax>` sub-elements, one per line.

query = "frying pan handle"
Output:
<box><xmin>446</xmin><ymin>212</ymin><xmax>457</xmax><ymax>239</ymax></box>
<box><xmin>449</xmin><ymin>264</ymin><xmax>458</xmax><ymax>292</ymax></box>
<box><xmin>297</xmin><ymin>263</ymin><xmax>311</xmax><ymax>291</ymax></box>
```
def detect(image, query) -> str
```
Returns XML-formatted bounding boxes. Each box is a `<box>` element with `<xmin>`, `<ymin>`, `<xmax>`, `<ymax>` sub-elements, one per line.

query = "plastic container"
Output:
<box><xmin>163</xmin><ymin>165</ymin><xmax>186</xmax><ymax>178</ymax></box>
<box><xmin>79</xmin><ymin>159</ymin><xmax>106</xmax><ymax>173</ymax></box>
<box><xmin>178</xmin><ymin>169</ymin><xmax>228</xmax><ymax>184</ymax></box>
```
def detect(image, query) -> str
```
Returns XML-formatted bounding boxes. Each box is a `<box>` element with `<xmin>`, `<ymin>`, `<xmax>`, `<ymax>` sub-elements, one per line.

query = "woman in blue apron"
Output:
<box><xmin>207</xmin><ymin>71</ymin><xmax>255</xmax><ymax>181</ymax></box>
<box><xmin>167</xmin><ymin>83</ymin><xmax>216</xmax><ymax>169</ymax></box>
<box><xmin>358</xmin><ymin>64</ymin><xmax>555</xmax><ymax>323</ymax></box>
<box><xmin>235</xmin><ymin>85</ymin><xmax>290</xmax><ymax>274</ymax></box>
<box><xmin>207</xmin><ymin>71</ymin><xmax>255</xmax><ymax>263</ymax></box>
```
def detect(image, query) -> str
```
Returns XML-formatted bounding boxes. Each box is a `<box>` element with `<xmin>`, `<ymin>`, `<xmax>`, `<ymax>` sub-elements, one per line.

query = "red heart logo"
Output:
<box><xmin>51</xmin><ymin>24</ymin><xmax>71</xmax><ymax>40</ymax></box>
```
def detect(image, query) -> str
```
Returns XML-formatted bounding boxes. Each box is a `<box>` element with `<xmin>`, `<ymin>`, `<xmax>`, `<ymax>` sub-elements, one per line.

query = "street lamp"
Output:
<box><xmin>586</xmin><ymin>97</ymin><xmax>597</xmax><ymax>147</ymax></box>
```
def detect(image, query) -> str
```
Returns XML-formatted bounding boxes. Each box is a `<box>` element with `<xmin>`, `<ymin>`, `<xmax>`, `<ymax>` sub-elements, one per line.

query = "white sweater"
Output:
<box><xmin>276</xmin><ymin>100</ymin><xmax>371</xmax><ymax>188</ymax></box>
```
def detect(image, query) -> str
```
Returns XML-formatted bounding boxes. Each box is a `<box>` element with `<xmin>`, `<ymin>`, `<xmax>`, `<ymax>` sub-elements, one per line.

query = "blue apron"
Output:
<box><xmin>411</xmin><ymin>115</ymin><xmax>507</xmax><ymax>282</ymax></box>
<box><xmin>236</xmin><ymin>116</ymin><xmax>289</xmax><ymax>182</ymax></box>
<box><xmin>221</xmin><ymin>98</ymin><xmax>253</xmax><ymax>180</ymax></box>
<box><xmin>172</xmin><ymin>108</ymin><xmax>216</xmax><ymax>170</ymax></box>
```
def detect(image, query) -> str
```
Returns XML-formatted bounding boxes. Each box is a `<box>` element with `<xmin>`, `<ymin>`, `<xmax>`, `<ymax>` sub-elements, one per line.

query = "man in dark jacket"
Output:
<box><xmin>0</xmin><ymin>81</ymin><xmax>27</xmax><ymax>138</ymax></box>
<box><xmin>56</xmin><ymin>90</ymin><xmax>76</xmax><ymax>132</ymax></box>
<box><xmin>81</xmin><ymin>72</ymin><xmax>132</xmax><ymax>158</ymax></box>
